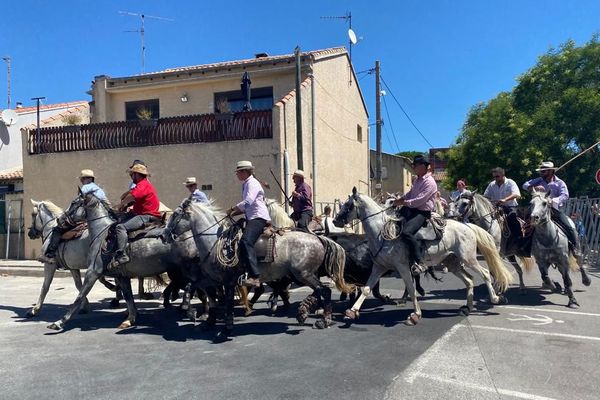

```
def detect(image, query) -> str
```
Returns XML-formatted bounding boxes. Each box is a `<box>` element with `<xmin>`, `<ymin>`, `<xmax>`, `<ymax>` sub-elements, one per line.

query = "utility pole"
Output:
<box><xmin>2</xmin><ymin>56</ymin><xmax>10</xmax><ymax>109</ymax></box>
<box><xmin>309</xmin><ymin>73</ymin><xmax>316</xmax><ymax>205</ymax></box>
<box><xmin>295</xmin><ymin>46</ymin><xmax>304</xmax><ymax>170</ymax></box>
<box><xmin>375</xmin><ymin>60</ymin><xmax>382</xmax><ymax>197</ymax></box>
<box><xmin>31</xmin><ymin>96</ymin><xmax>46</xmax><ymax>150</ymax></box>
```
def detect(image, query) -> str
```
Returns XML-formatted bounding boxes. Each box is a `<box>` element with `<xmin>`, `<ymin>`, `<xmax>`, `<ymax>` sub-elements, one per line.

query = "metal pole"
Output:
<box><xmin>294</xmin><ymin>46</ymin><xmax>303</xmax><ymax>170</ymax></box>
<box><xmin>31</xmin><ymin>96</ymin><xmax>46</xmax><ymax>151</ymax></box>
<box><xmin>375</xmin><ymin>60</ymin><xmax>382</xmax><ymax>197</ymax></box>
<box><xmin>2</xmin><ymin>56</ymin><xmax>10</xmax><ymax>109</ymax></box>
<box><xmin>5</xmin><ymin>201</ymin><xmax>11</xmax><ymax>259</ymax></box>
<box><xmin>309</xmin><ymin>73</ymin><xmax>317</xmax><ymax>205</ymax></box>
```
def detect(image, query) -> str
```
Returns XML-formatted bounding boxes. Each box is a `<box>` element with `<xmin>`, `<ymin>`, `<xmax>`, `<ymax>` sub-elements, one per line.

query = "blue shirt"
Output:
<box><xmin>522</xmin><ymin>175</ymin><xmax>569</xmax><ymax>208</ymax></box>
<box><xmin>236</xmin><ymin>175</ymin><xmax>271</xmax><ymax>221</ymax></box>
<box><xmin>81</xmin><ymin>182</ymin><xmax>108</xmax><ymax>201</ymax></box>
<box><xmin>191</xmin><ymin>189</ymin><xmax>209</xmax><ymax>203</ymax></box>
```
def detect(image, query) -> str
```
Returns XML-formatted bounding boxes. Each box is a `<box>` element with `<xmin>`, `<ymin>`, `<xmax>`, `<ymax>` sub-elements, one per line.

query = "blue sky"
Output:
<box><xmin>2</xmin><ymin>1</ymin><xmax>600</xmax><ymax>153</ymax></box>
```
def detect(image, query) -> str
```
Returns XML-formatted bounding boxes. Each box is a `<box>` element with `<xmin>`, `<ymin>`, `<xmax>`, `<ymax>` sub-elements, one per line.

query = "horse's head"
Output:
<box><xmin>28</xmin><ymin>199</ymin><xmax>62</xmax><ymax>239</ymax></box>
<box><xmin>62</xmin><ymin>194</ymin><xmax>87</xmax><ymax>225</ymax></box>
<box><xmin>333</xmin><ymin>187</ymin><xmax>360</xmax><ymax>227</ymax></box>
<box><xmin>455</xmin><ymin>192</ymin><xmax>475</xmax><ymax>219</ymax></box>
<box><xmin>529</xmin><ymin>191</ymin><xmax>552</xmax><ymax>225</ymax></box>
<box><xmin>163</xmin><ymin>198</ymin><xmax>193</xmax><ymax>243</ymax></box>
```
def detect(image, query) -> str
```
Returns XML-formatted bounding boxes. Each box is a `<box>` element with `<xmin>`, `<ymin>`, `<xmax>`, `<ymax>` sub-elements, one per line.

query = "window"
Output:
<box><xmin>125</xmin><ymin>99</ymin><xmax>160</xmax><ymax>121</ymax></box>
<box><xmin>201</xmin><ymin>184</ymin><xmax>213</xmax><ymax>191</ymax></box>
<box><xmin>214</xmin><ymin>87</ymin><xmax>273</xmax><ymax>113</ymax></box>
<box><xmin>357</xmin><ymin>124</ymin><xmax>363</xmax><ymax>143</ymax></box>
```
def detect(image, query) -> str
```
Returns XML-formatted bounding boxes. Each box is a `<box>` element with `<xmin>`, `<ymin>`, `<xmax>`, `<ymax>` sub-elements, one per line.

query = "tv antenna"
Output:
<box><xmin>2</xmin><ymin>56</ymin><xmax>11</xmax><ymax>109</ymax></box>
<box><xmin>119</xmin><ymin>11</ymin><xmax>174</xmax><ymax>74</ymax></box>
<box><xmin>321</xmin><ymin>11</ymin><xmax>362</xmax><ymax>84</ymax></box>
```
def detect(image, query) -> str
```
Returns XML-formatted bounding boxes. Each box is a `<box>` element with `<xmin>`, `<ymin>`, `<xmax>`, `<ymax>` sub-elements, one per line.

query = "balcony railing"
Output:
<box><xmin>27</xmin><ymin>110</ymin><xmax>272</xmax><ymax>154</ymax></box>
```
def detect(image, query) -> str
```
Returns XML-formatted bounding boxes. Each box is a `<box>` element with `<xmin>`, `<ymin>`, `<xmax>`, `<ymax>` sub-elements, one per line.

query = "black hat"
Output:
<box><xmin>412</xmin><ymin>155</ymin><xmax>430</xmax><ymax>166</ymax></box>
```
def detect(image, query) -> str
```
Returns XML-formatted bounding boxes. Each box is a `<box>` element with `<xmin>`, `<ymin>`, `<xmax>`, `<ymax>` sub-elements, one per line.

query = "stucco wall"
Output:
<box><xmin>370</xmin><ymin>150</ymin><xmax>413</xmax><ymax>197</ymax></box>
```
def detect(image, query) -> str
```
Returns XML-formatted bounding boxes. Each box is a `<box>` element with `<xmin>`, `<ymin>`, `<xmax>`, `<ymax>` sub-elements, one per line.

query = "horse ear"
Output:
<box><xmin>352</xmin><ymin>186</ymin><xmax>357</xmax><ymax>196</ymax></box>
<box><xmin>31</xmin><ymin>199</ymin><xmax>39</xmax><ymax>206</ymax></box>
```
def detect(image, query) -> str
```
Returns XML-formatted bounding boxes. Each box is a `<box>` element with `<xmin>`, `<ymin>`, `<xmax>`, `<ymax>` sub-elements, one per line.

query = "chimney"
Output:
<box><xmin>255</xmin><ymin>52</ymin><xmax>269</xmax><ymax>59</ymax></box>
<box><xmin>15</xmin><ymin>101</ymin><xmax>23</xmax><ymax>109</ymax></box>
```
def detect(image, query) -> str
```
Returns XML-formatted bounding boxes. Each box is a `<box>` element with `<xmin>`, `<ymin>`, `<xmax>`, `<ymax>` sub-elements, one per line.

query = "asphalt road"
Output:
<box><xmin>1</xmin><ymin>263</ymin><xmax>599</xmax><ymax>400</ymax></box>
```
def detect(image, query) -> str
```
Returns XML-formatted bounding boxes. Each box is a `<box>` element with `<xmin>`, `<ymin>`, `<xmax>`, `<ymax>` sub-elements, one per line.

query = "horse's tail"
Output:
<box><xmin>145</xmin><ymin>273</ymin><xmax>169</xmax><ymax>291</ymax></box>
<box><xmin>467</xmin><ymin>223</ymin><xmax>513</xmax><ymax>293</ymax></box>
<box><xmin>317</xmin><ymin>235</ymin><xmax>355</xmax><ymax>294</ymax></box>
<box><xmin>568</xmin><ymin>254</ymin><xmax>579</xmax><ymax>271</ymax></box>
<box><xmin>517</xmin><ymin>256</ymin><xmax>535</xmax><ymax>273</ymax></box>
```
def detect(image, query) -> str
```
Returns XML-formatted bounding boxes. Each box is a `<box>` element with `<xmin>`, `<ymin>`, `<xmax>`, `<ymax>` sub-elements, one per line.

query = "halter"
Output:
<box><xmin>32</xmin><ymin>204</ymin><xmax>58</xmax><ymax>243</ymax></box>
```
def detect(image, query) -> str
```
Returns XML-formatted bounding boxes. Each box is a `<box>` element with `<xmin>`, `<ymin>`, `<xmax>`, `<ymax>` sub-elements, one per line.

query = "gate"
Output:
<box><xmin>564</xmin><ymin>197</ymin><xmax>600</xmax><ymax>266</ymax></box>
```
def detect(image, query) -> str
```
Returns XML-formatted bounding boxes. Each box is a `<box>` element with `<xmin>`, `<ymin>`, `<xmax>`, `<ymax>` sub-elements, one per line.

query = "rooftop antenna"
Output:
<box><xmin>320</xmin><ymin>11</ymin><xmax>362</xmax><ymax>84</ymax></box>
<box><xmin>119</xmin><ymin>11</ymin><xmax>174</xmax><ymax>74</ymax></box>
<box><xmin>2</xmin><ymin>56</ymin><xmax>11</xmax><ymax>109</ymax></box>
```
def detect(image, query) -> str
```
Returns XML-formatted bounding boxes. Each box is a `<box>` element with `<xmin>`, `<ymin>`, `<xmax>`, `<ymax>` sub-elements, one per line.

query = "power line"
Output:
<box><xmin>380</xmin><ymin>75</ymin><xmax>434</xmax><ymax>148</ymax></box>
<box><xmin>381</xmin><ymin>94</ymin><xmax>401</xmax><ymax>153</ymax></box>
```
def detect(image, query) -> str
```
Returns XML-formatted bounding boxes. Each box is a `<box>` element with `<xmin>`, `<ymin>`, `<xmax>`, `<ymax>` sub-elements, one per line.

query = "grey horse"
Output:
<box><xmin>27</xmin><ymin>200</ymin><xmax>118</xmax><ymax>317</ymax></box>
<box><xmin>529</xmin><ymin>192</ymin><xmax>589</xmax><ymax>308</ymax></box>
<box><xmin>47</xmin><ymin>192</ymin><xmax>175</xmax><ymax>331</ymax></box>
<box><xmin>185</xmin><ymin>200</ymin><xmax>354</xmax><ymax>340</ymax></box>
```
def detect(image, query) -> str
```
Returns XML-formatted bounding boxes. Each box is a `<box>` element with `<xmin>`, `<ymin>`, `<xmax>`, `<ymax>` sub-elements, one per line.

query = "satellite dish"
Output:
<box><xmin>348</xmin><ymin>28</ymin><xmax>358</xmax><ymax>45</ymax></box>
<box><xmin>0</xmin><ymin>109</ymin><xmax>18</xmax><ymax>126</ymax></box>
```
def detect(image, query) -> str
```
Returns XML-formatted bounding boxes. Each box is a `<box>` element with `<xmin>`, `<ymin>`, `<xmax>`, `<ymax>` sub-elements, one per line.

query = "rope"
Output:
<box><xmin>215</xmin><ymin>223</ymin><xmax>243</xmax><ymax>268</ymax></box>
<box><xmin>381</xmin><ymin>219</ymin><xmax>401</xmax><ymax>240</ymax></box>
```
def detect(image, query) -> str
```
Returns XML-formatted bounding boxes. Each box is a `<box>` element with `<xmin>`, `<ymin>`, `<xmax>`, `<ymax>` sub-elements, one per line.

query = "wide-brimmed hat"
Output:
<box><xmin>292</xmin><ymin>170</ymin><xmax>305</xmax><ymax>178</ymax></box>
<box><xmin>183</xmin><ymin>177</ymin><xmax>197</xmax><ymax>186</ymax></box>
<box><xmin>128</xmin><ymin>164</ymin><xmax>149</xmax><ymax>176</ymax></box>
<box><xmin>535</xmin><ymin>161</ymin><xmax>556</xmax><ymax>172</ymax></box>
<box><xmin>235</xmin><ymin>160</ymin><xmax>254</xmax><ymax>171</ymax></box>
<box><xmin>412</xmin><ymin>155</ymin><xmax>430</xmax><ymax>166</ymax></box>
<box><xmin>79</xmin><ymin>169</ymin><xmax>94</xmax><ymax>179</ymax></box>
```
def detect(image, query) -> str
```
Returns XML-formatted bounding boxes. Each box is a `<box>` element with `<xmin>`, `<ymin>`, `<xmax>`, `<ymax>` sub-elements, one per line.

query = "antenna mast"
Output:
<box><xmin>2</xmin><ymin>56</ymin><xmax>11</xmax><ymax>109</ymax></box>
<box><xmin>119</xmin><ymin>11</ymin><xmax>173</xmax><ymax>73</ymax></box>
<box><xmin>321</xmin><ymin>11</ymin><xmax>361</xmax><ymax>85</ymax></box>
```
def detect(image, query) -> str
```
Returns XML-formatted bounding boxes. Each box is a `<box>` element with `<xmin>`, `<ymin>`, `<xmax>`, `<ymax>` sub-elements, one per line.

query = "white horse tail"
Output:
<box><xmin>317</xmin><ymin>236</ymin><xmax>355</xmax><ymax>294</ymax></box>
<box><xmin>568</xmin><ymin>254</ymin><xmax>579</xmax><ymax>272</ymax></box>
<box><xmin>467</xmin><ymin>223</ymin><xmax>513</xmax><ymax>293</ymax></box>
<box><xmin>517</xmin><ymin>256</ymin><xmax>535</xmax><ymax>273</ymax></box>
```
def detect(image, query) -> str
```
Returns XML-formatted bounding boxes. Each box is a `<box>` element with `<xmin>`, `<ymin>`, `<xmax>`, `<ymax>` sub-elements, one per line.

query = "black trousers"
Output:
<box><xmin>501</xmin><ymin>205</ymin><xmax>523</xmax><ymax>241</ymax></box>
<box><xmin>45</xmin><ymin>226</ymin><xmax>69</xmax><ymax>257</ymax></box>
<box><xmin>399</xmin><ymin>207</ymin><xmax>431</xmax><ymax>264</ymax></box>
<box><xmin>551</xmin><ymin>208</ymin><xmax>578</xmax><ymax>247</ymax></box>
<box><xmin>291</xmin><ymin>210</ymin><xmax>313</xmax><ymax>232</ymax></box>
<box><xmin>240</xmin><ymin>218</ymin><xmax>267</xmax><ymax>278</ymax></box>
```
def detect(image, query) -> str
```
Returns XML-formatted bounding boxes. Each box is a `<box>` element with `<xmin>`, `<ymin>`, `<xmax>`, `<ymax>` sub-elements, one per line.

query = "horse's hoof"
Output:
<box><xmin>459</xmin><ymin>306</ymin><xmax>470</xmax><ymax>316</ymax></box>
<box><xmin>214</xmin><ymin>329</ymin><xmax>232</xmax><ymax>343</ymax></box>
<box><xmin>344</xmin><ymin>309</ymin><xmax>359</xmax><ymax>320</ymax></box>
<box><xmin>244</xmin><ymin>308</ymin><xmax>254</xmax><ymax>317</ymax></box>
<box><xmin>26</xmin><ymin>309</ymin><xmax>37</xmax><ymax>318</ymax></box>
<box><xmin>404</xmin><ymin>312</ymin><xmax>421</xmax><ymax>326</ymax></box>
<box><xmin>568</xmin><ymin>299</ymin><xmax>580</xmax><ymax>309</ymax></box>
<box><xmin>47</xmin><ymin>322</ymin><xmax>62</xmax><ymax>331</ymax></box>
<box><xmin>582</xmin><ymin>275</ymin><xmax>591</xmax><ymax>287</ymax></box>
<box><xmin>296</xmin><ymin>314</ymin><xmax>308</xmax><ymax>325</ymax></box>
<box><xmin>417</xmin><ymin>287</ymin><xmax>426</xmax><ymax>297</ymax></box>
<box><xmin>109</xmin><ymin>299</ymin><xmax>120</xmax><ymax>309</ymax></box>
<box><xmin>118</xmin><ymin>320</ymin><xmax>133</xmax><ymax>329</ymax></box>
<box><xmin>313</xmin><ymin>319</ymin><xmax>329</xmax><ymax>329</ymax></box>
<box><xmin>198</xmin><ymin>313</ymin><xmax>209</xmax><ymax>322</ymax></box>
<box><xmin>497</xmin><ymin>295</ymin><xmax>508</xmax><ymax>305</ymax></box>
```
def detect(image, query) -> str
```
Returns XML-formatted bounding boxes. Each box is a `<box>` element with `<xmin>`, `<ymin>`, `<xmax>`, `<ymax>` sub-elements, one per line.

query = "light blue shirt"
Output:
<box><xmin>81</xmin><ymin>182</ymin><xmax>108</xmax><ymax>201</ymax></box>
<box><xmin>522</xmin><ymin>175</ymin><xmax>569</xmax><ymax>208</ymax></box>
<box><xmin>236</xmin><ymin>175</ymin><xmax>270</xmax><ymax>221</ymax></box>
<box><xmin>191</xmin><ymin>189</ymin><xmax>209</xmax><ymax>203</ymax></box>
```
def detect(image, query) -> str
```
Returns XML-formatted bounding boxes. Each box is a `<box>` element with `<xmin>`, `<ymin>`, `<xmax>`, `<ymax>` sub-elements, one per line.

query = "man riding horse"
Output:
<box><xmin>40</xmin><ymin>169</ymin><xmax>108</xmax><ymax>264</ymax></box>
<box><xmin>290</xmin><ymin>170</ymin><xmax>313</xmax><ymax>232</ymax></box>
<box><xmin>392</xmin><ymin>155</ymin><xmax>438</xmax><ymax>276</ymax></box>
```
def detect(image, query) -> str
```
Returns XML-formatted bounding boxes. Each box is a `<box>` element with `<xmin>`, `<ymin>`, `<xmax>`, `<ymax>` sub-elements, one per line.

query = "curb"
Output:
<box><xmin>0</xmin><ymin>262</ymin><xmax>74</xmax><ymax>278</ymax></box>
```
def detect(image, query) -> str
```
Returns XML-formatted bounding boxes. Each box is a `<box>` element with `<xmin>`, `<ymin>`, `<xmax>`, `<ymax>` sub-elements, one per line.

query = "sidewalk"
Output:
<box><xmin>0</xmin><ymin>259</ymin><xmax>72</xmax><ymax>277</ymax></box>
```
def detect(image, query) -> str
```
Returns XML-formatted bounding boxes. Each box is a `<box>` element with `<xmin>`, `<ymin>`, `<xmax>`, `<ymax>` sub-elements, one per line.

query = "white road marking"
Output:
<box><xmin>498</xmin><ymin>305</ymin><xmax>600</xmax><ymax>317</ymax></box>
<box><xmin>468</xmin><ymin>324</ymin><xmax>600</xmax><ymax>342</ymax></box>
<box><xmin>507</xmin><ymin>313</ymin><xmax>554</xmax><ymax>325</ymax></box>
<box><xmin>414</xmin><ymin>372</ymin><xmax>560</xmax><ymax>400</ymax></box>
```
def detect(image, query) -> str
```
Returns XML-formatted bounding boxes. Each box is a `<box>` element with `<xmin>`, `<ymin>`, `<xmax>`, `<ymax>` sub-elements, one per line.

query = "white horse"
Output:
<box><xmin>266</xmin><ymin>198</ymin><xmax>348</xmax><ymax>233</ymax></box>
<box><xmin>334</xmin><ymin>188</ymin><xmax>513</xmax><ymax>325</ymax></box>
<box><xmin>530</xmin><ymin>192</ymin><xmax>586</xmax><ymax>308</ymax></box>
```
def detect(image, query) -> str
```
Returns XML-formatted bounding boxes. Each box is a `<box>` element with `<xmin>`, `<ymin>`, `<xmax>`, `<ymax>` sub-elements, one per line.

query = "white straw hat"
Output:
<box><xmin>183</xmin><ymin>177</ymin><xmax>197</xmax><ymax>186</ymax></box>
<box><xmin>235</xmin><ymin>160</ymin><xmax>254</xmax><ymax>171</ymax></box>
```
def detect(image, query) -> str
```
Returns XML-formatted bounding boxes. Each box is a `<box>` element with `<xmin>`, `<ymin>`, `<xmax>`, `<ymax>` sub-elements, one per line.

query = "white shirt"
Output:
<box><xmin>483</xmin><ymin>178</ymin><xmax>520</xmax><ymax>207</ymax></box>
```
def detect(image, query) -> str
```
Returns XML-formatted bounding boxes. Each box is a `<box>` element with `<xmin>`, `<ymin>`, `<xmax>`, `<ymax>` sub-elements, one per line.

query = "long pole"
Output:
<box><xmin>295</xmin><ymin>46</ymin><xmax>303</xmax><ymax>170</ymax></box>
<box><xmin>31</xmin><ymin>97</ymin><xmax>46</xmax><ymax>150</ymax></box>
<box><xmin>2</xmin><ymin>57</ymin><xmax>10</xmax><ymax>109</ymax></box>
<box><xmin>375</xmin><ymin>60</ymin><xmax>382</xmax><ymax>197</ymax></box>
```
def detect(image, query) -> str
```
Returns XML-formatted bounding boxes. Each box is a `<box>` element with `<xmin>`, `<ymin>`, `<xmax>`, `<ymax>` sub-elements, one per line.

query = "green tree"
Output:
<box><xmin>447</xmin><ymin>37</ymin><xmax>600</xmax><ymax>198</ymax></box>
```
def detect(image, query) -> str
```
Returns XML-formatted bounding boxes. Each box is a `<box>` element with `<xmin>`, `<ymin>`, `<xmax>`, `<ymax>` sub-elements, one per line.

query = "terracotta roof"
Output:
<box><xmin>0</xmin><ymin>167</ymin><xmax>23</xmax><ymax>181</ymax></box>
<box><xmin>432</xmin><ymin>171</ymin><xmax>447</xmax><ymax>181</ymax></box>
<box><xmin>108</xmin><ymin>47</ymin><xmax>347</xmax><ymax>81</ymax></box>
<box><xmin>24</xmin><ymin>103</ymin><xmax>89</xmax><ymax>130</ymax></box>
<box><xmin>275</xmin><ymin>77</ymin><xmax>312</xmax><ymax>107</ymax></box>
<box><xmin>11</xmin><ymin>100</ymin><xmax>88</xmax><ymax>115</ymax></box>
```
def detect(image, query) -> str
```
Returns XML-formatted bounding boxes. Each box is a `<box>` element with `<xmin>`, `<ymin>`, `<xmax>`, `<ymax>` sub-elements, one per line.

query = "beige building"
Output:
<box><xmin>22</xmin><ymin>47</ymin><xmax>369</xmax><ymax>259</ymax></box>
<box><xmin>369</xmin><ymin>150</ymin><xmax>413</xmax><ymax>199</ymax></box>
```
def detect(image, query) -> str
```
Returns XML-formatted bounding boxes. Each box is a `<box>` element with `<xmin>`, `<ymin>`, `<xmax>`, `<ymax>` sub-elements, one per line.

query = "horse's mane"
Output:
<box><xmin>472</xmin><ymin>193</ymin><xmax>495</xmax><ymax>215</ymax></box>
<box><xmin>266</xmin><ymin>198</ymin><xmax>294</xmax><ymax>228</ymax></box>
<box><xmin>40</xmin><ymin>200</ymin><xmax>63</xmax><ymax>216</ymax></box>
<box><xmin>189</xmin><ymin>198</ymin><xmax>227</xmax><ymax>220</ymax></box>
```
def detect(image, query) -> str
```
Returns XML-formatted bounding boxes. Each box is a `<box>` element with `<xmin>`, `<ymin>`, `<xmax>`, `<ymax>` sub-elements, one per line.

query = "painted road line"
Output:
<box><xmin>414</xmin><ymin>372</ymin><xmax>560</xmax><ymax>400</ymax></box>
<box><xmin>468</xmin><ymin>324</ymin><xmax>600</xmax><ymax>342</ymax></box>
<box><xmin>497</xmin><ymin>305</ymin><xmax>600</xmax><ymax>317</ymax></box>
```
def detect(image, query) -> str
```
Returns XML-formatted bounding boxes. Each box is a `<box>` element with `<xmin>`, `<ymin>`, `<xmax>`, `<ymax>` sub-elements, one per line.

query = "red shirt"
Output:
<box><xmin>130</xmin><ymin>178</ymin><xmax>161</xmax><ymax>217</ymax></box>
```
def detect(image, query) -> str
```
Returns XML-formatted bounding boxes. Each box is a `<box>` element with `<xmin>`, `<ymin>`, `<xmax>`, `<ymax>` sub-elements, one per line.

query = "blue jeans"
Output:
<box><xmin>116</xmin><ymin>214</ymin><xmax>160</xmax><ymax>254</ymax></box>
<box><xmin>240</xmin><ymin>218</ymin><xmax>267</xmax><ymax>278</ymax></box>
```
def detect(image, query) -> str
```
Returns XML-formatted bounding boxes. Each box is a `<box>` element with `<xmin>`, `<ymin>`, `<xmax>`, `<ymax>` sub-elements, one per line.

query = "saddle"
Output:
<box><xmin>414</xmin><ymin>212</ymin><xmax>446</xmax><ymax>241</ymax></box>
<box><xmin>127</xmin><ymin>220</ymin><xmax>166</xmax><ymax>242</ymax></box>
<box><xmin>60</xmin><ymin>222</ymin><xmax>88</xmax><ymax>240</ymax></box>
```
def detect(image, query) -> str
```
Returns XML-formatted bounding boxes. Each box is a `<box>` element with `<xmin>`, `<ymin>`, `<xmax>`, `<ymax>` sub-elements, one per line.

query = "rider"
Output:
<box><xmin>113</xmin><ymin>163</ymin><xmax>161</xmax><ymax>266</ymax></box>
<box><xmin>41</xmin><ymin>169</ymin><xmax>108</xmax><ymax>263</ymax></box>
<box><xmin>392</xmin><ymin>155</ymin><xmax>438</xmax><ymax>276</ymax></box>
<box><xmin>226</xmin><ymin>160</ymin><xmax>271</xmax><ymax>287</ymax></box>
<box><xmin>483</xmin><ymin>167</ymin><xmax>523</xmax><ymax>249</ymax></box>
<box><xmin>183</xmin><ymin>176</ymin><xmax>209</xmax><ymax>203</ymax></box>
<box><xmin>522</xmin><ymin>161</ymin><xmax>579</xmax><ymax>251</ymax></box>
<box><xmin>290</xmin><ymin>170</ymin><xmax>313</xmax><ymax>232</ymax></box>
<box><xmin>450</xmin><ymin>179</ymin><xmax>469</xmax><ymax>201</ymax></box>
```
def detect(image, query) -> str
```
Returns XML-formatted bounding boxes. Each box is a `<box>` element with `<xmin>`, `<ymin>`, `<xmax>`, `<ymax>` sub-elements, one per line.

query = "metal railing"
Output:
<box><xmin>564</xmin><ymin>197</ymin><xmax>600</xmax><ymax>267</ymax></box>
<box><xmin>27</xmin><ymin>110</ymin><xmax>273</xmax><ymax>154</ymax></box>
<box><xmin>0</xmin><ymin>198</ymin><xmax>24</xmax><ymax>260</ymax></box>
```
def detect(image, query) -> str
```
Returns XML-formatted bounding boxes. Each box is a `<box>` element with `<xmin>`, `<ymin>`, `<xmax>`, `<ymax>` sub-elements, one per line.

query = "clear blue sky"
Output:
<box><xmin>2</xmin><ymin>1</ymin><xmax>600</xmax><ymax>153</ymax></box>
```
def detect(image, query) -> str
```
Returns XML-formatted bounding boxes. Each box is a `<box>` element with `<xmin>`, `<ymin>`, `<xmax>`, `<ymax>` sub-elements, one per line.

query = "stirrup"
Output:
<box><xmin>411</xmin><ymin>262</ymin><xmax>427</xmax><ymax>276</ymax></box>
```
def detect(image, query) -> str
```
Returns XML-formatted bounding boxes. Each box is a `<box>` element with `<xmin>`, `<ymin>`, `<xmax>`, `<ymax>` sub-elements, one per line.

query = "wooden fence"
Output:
<box><xmin>27</xmin><ymin>110</ymin><xmax>272</xmax><ymax>154</ymax></box>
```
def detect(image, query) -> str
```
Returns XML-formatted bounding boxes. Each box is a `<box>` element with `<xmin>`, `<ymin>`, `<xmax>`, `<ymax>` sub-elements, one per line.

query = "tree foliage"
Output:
<box><xmin>446</xmin><ymin>37</ymin><xmax>600</xmax><ymax>199</ymax></box>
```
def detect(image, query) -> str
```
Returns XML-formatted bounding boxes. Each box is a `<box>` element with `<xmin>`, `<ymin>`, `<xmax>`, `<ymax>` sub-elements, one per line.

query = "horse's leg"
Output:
<box><xmin>577</xmin><ymin>254</ymin><xmax>591</xmax><ymax>287</ymax></box>
<box><xmin>314</xmin><ymin>285</ymin><xmax>333</xmax><ymax>329</ymax></box>
<box><xmin>463</xmin><ymin>256</ymin><xmax>501</xmax><ymax>305</ymax></box>
<box><xmin>560</xmin><ymin>263</ymin><xmax>579</xmax><ymax>308</ymax></box>
<box><xmin>397</xmin><ymin>264</ymin><xmax>422</xmax><ymax>325</ymax></box>
<box><xmin>452</xmin><ymin>267</ymin><xmax>475</xmax><ymax>315</ymax></box>
<box><xmin>98</xmin><ymin>276</ymin><xmax>117</xmax><ymax>292</ymax></box>
<box><xmin>138</xmin><ymin>277</ymin><xmax>154</xmax><ymax>300</ymax></box>
<box><xmin>215</xmin><ymin>281</ymin><xmax>235</xmax><ymax>341</ymax></box>
<box><xmin>196</xmin><ymin>289</ymin><xmax>210</xmax><ymax>320</ymax></box>
<box><xmin>27</xmin><ymin>262</ymin><xmax>57</xmax><ymax>317</ymax></box>
<box><xmin>115</xmin><ymin>276</ymin><xmax>137</xmax><ymax>328</ymax></box>
<box><xmin>507</xmin><ymin>255</ymin><xmax>526</xmax><ymax>295</ymax></box>
<box><xmin>345</xmin><ymin>263</ymin><xmax>388</xmax><ymax>320</ymax></box>
<box><xmin>70</xmin><ymin>269</ymin><xmax>91</xmax><ymax>314</ymax></box>
<box><xmin>47</xmin><ymin>268</ymin><xmax>102</xmax><ymax>330</ymax></box>
<box><xmin>237</xmin><ymin>285</ymin><xmax>254</xmax><ymax>317</ymax></box>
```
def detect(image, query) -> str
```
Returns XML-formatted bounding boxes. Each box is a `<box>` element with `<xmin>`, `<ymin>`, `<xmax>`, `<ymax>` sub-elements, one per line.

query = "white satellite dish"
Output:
<box><xmin>0</xmin><ymin>109</ymin><xmax>18</xmax><ymax>126</ymax></box>
<box><xmin>348</xmin><ymin>28</ymin><xmax>358</xmax><ymax>45</ymax></box>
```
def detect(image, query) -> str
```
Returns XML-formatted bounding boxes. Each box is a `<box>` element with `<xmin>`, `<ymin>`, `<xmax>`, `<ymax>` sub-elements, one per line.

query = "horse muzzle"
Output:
<box><xmin>27</xmin><ymin>228</ymin><xmax>40</xmax><ymax>239</ymax></box>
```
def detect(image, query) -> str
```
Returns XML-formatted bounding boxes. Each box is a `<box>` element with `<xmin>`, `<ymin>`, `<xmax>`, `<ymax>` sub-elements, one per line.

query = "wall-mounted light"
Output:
<box><xmin>180</xmin><ymin>93</ymin><xmax>188</xmax><ymax>103</ymax></box>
